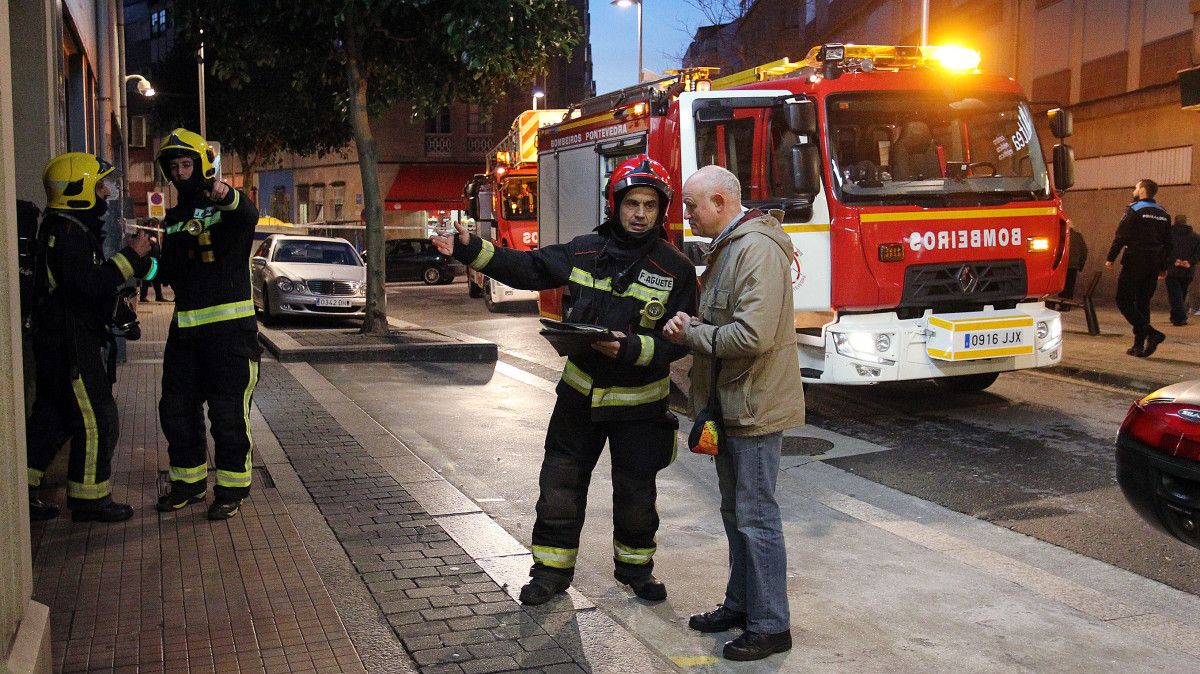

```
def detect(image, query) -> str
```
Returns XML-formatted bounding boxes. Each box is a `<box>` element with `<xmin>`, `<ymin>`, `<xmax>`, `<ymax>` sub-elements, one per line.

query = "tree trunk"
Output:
<box><xmin>344</xmin><ymin>19</ymin><xmax>388</xmax><ymax>335</ymax></box>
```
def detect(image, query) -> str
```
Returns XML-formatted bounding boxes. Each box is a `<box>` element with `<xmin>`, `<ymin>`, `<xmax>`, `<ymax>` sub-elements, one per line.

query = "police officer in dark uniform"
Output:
<box><xmin>1106</xmin><ymin>178</ymin><xmax>1172</xmax><ymax>357</ymax></box>
<box><xmin>26</xmin><ymin>152</ymin><xmax>155</xmax><ymax>522</ymax></box>
<box><xmin>433</xmin><ymin>156</ymin><xmax>698</xmax><ymax>605</ymax></box>
<box><xmin>152</xmin><ymin>129</ymin><xmax>262</xmax><ymax>520</ymax></box>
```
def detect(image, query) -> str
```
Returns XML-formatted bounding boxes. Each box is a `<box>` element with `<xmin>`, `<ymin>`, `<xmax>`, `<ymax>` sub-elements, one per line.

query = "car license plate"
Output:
<box><xmin>926</xmin><ymin>312</ymin><xmax>1035</xmax><ymax>361</ymax></box>
<box><xmin>315</xmin><ymin>297</ymin><xmax>352</xmax><ymax>308</ymax></box>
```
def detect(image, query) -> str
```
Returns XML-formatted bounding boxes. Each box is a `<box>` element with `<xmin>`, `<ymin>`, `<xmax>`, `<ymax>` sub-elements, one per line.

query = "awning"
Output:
<box><xmin>385</xmin><ymin>164</ymin><xmax>481</xmax><ymax>212</ymax></box>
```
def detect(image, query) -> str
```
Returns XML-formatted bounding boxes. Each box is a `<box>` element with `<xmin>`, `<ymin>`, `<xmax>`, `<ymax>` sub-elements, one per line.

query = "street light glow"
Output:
<box><xmin>125</xmin><ymin>74</ymin><xmax>155</xmax><ymax>97</ymax></box>
<box><xmin>610</xmin><ymin>0</ymin><xmax>643</xmax><ymax>84</ymax></box>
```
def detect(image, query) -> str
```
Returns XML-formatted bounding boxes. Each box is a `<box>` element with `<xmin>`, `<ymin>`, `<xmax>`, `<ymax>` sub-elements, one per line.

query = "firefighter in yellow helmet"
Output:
<box><xmin>26</xmin><ymin>152</ymin><xmax>155</xmax><ymax>522</ymax></box>
<box><xmin>152</xmin><ymin>128</ymin><xmax>261</xmax><ymax>521</ymax></box>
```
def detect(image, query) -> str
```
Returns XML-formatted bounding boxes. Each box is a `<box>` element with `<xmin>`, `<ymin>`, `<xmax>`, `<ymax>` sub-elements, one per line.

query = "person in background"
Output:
<box><xmin>1165</xmin><ymin>214</ymin><xmax>1200</xmax><ymax>326</ymax></box>
<box><xmin>664</xmin><ymin>165</ymin><xmax>803</xmax><ymax>662</ymax></box>
<box><xmin>1105</xmin><ymin>179</ymin><xmax>1172</xmax><ymax>357</ymax></box>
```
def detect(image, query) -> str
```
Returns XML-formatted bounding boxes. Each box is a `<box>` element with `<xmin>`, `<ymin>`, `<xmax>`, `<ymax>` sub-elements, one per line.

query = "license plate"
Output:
<box><xmin>315</xmin><ymin>297</ymin><xmax>352</xmax><ymax>308</ymax></box>
<box><xmin>926</xmin><ymin>313</ymin><xmax>1035</xmax><ymax>361</ymax></box>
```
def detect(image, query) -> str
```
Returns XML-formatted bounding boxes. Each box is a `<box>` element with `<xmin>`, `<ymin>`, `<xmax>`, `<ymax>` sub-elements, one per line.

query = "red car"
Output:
<box><xmin>1117</xmin><ymin>380</ymin><xmax>1200</xmax><ymax>549</ymax></box>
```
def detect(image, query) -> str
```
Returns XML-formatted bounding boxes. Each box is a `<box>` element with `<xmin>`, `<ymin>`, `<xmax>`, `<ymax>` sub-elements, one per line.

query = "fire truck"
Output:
<box><xmin>463</xmin><ymin>109</ymin><xmax>564</xmax><ymax>311</ymax></box>
<box><xmin>536</xmin><ymin>44</ymin><xmax>1076</xmax><ymax>391</ymax></box>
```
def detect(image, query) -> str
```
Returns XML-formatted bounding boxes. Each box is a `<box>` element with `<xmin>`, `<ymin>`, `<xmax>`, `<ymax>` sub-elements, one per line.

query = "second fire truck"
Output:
<box><xmin>536</xmin><ymin>44</ymin><xmax>1076</xmax><ymax>391</ymax></box>
<box><xmin>463</xmin><ymin>109</ymin><xmax>564</xmax><ymax>311</ymax></box>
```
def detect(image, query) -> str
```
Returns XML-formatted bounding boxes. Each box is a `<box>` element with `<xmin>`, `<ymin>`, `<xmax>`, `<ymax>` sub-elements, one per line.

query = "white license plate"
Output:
<box><xmin>926</xmin><ymin>313</ymin><xmax>1035</xmax><ymax>361</ymax></box>
<box><xmin>315</xmin><ymin>297</ymin><xmax>352</xmax><ymax>308</ymax></box>
<box><xmin>960</xmin><ymin>328</ymin><xmax>1031</xmax><ymax>352</ymax></box>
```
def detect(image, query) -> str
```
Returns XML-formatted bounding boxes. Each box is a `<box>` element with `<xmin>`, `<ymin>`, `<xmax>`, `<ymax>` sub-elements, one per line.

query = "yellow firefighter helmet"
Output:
<box><xmin>156</xmin><ymin>128</ymin><xmax>217</xmax><ymax>183</ymax></box>
<box><xmin>42</xmin><ymin>152</ymin><xmax>116</xmax><ymax>211</ymax></box>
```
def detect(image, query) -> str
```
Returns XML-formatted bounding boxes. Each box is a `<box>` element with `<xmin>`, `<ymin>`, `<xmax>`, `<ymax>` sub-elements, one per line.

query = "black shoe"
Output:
<box><xmin>1126</xmin><ymin>346</ymin><xmax>1144</xmax><ymax>357</ymax></box>
<box><xmin>518</xmin><ymin>574</ymin><xmax>572</xmax><ymax>605</ymax></box>
<box><xmin>1141</xmin><ymin>329</ymin><xmax>1166</xmax><ymax>358</ymax></box>
<box><xmin>1173</xmin><ymin>320</ymin><xmax>1189</xmax><ymax>327</ymax></box>
<box><xmin>689</xmin><ymin>605</ymin><xmax>748</xmax><ymax>633</ymax></box>
<box><xmin>615</xmin><ymin>572</ymin><xmax>667</xmax><ymax>601</ymax></box>
<box><xmin>156</xmin><ymin>487</ymin><xmax>207</xmax><ymax>512</ymax></box>
<box><xmin>28</xmin><ymin>491</ymin><xmax>59</xmax><ymax>521</ymax></box>
<box><xmin>70</xmin><ymin>500</ymin><xmax>133</xmax><ymax>523</ymax></box>
<box><xmin>723</xmin><ymin>629</ymin><xmax>793</xmax><ymax>661</ymax></box>
<box><xmin>207</xmin><ymin>498</ymin><xmax>242</xmax><ymax>521</ymax></box>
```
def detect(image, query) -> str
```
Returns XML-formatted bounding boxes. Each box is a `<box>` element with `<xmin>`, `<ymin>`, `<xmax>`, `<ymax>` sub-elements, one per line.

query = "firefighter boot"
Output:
<box><xmin>519</xmin><ymin>573</ymin><xmax>572</xmax><ymax>605</ymax></box>
<box><xmin>156</xmin><ymin>485</ymin><xmax>207</xmax><ymax>512</ymax></box>
<box><xmin>615</xmin><ymin>571</ymin><xmax>667</xmax><ymax>601</ymax></box>
<box><xmin>28</xmin><ymin>488</ymin><xmax>59</xmax><ymax>521</ymax></box>
<box><xmin>70</xmin><ymin>497</ymin><xmax>134</xmax><ymax>523</ymax></box>
<box><xmin>207</xmin><ymin>497</ymin><xmax>243</xmax><ymax>521</ymax></box>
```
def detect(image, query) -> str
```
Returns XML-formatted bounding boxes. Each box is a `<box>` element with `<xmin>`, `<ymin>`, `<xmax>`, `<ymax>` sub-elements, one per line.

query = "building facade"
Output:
<box><xmin>4</xmin><ymin>1</ymin><xmax>130</xmax><ymax>670</ymax></box>
<box><xmin>686</xmin><ymin>0</ymin><xmax>1200</xmax><ymax>301</ymax></box>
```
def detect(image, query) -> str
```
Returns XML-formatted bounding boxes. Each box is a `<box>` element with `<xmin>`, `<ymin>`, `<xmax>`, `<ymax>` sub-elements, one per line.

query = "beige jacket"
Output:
<box><xmin>683</xmin><ymin>210</ymin><xmax>806</xmax><ymax>436</ymax></box>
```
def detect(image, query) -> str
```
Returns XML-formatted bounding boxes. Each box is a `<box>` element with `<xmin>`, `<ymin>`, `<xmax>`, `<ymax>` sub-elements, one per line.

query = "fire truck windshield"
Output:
<box><xmin>823</xmin><ymin>91</ymin><xmax>1050</xmax><ymax>204</ymax></box>
<box><xmin>501</xmin><ymin>176</ymin><xmax>537</xmax><ymax>220</ymax></box>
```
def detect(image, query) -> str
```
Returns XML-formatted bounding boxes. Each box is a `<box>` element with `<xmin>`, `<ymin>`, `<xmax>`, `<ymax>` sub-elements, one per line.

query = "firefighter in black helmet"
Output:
<box><xmin>433</xmin><ymin>156</ymin><xmax>698</xmax><ymax>605</ymax></box>
<box><xmin>26</xmin><ymin>152</ymin><xmax>155</xmax><ymax>522</ymax></box>
<box><xmin>153</xmin><ymin>128</ymin><xmax>261</xmax><ymax>521</ymax></box>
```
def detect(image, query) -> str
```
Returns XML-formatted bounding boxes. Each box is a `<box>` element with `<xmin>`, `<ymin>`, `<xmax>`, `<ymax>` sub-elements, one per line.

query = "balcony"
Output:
<box><xmin>424</xmin><ymin>134</ymin><xmax>453</xmax><ymax>157</ymax></box>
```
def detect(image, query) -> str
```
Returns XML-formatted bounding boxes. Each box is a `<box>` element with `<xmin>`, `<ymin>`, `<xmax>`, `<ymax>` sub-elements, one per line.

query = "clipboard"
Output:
<box><xmin>538</xmin><ymin>319</ymin><xmax>617</xmax><ymax>357</ymax></box>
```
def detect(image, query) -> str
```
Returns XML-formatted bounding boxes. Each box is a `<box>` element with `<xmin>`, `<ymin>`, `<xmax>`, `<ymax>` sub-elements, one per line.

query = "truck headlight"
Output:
<box><xmin>832</xmin><ymin>331</ymin><xmax>896</xmax><ymax>366</ymax></box>
<box><xmin>1038</xmin><ymin>319</ymin><xmax>1062</xmax><ymax>352</ymax></box>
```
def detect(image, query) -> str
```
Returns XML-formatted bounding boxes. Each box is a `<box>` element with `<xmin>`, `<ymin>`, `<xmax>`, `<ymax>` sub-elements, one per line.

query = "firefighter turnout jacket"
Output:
<box><xmin>159</xmin><ymin>187</ymin><xmax>259</xmax><ymax>331</ymax></box>
<box><xmin>452</xmin><ymin>224</ymin><xmax>697</xmax><ymax>420</ymax></box>
<box><xmin>26</xmin><ymin>210</ymin><xmax>152</xmax><ymax>501</ymax></box>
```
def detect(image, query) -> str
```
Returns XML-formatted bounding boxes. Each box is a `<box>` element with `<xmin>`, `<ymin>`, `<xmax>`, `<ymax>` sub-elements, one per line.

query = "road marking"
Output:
<box><xmin>817</xmin><ymin>489</ymin><xmax>1200</xmax><ymax>659</ymax></box>
<box><xmin>495</xmin><ymin>359</ymin><xmax>558</xmax><ymax>394</ymax></box>
<box><xmin>669</xmin><ymin>655</ymin><xmax>720</xmax><ymax>667</ymax></box>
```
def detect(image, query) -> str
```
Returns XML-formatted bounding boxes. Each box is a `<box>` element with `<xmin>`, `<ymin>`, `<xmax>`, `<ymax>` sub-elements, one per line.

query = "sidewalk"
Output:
<box><xmin>1052</xmin><ymin>302</ymin><xmax>1198</xmax><ymax>392</ymax></box>
<box><xmin>25</xmin><ymin>298</ymin><xmax>1200</xmax><ymax>673</ymax></box>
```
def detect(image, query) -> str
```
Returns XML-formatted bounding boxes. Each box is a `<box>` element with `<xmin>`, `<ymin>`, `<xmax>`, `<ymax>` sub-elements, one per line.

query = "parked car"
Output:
<box><xmin>1116</xmin><ymin>380</ymin><xmax>1200</xmax><ymax>549</ymax></box>
<box><xmin>382</xmin><ymin>238</ymin><xmax>463</xmax><ymax>285</ymax></box>
<box><xmin>251</xmin><ymin>235</ymin><xmax>366</xmax><ymax>324</ymax></box>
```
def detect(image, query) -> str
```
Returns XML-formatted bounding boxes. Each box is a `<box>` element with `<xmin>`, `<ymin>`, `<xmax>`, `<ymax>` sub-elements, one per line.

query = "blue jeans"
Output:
<box><xmin>715</xmin><ymin>431</ymin><xmax>790</xmax><ymax>633</ymax></box>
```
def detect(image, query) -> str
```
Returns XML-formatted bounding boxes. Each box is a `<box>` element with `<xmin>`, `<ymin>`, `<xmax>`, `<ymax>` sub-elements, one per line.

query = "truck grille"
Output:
<box><xmin>901</xmin><ymin>260</ymin><xmax>1027</xmax><ymax>307</ymax></box>
<box><xmin>306</xmin><ymin>280</ymin><xmax>355</xmax><ymax>296</ymax></box>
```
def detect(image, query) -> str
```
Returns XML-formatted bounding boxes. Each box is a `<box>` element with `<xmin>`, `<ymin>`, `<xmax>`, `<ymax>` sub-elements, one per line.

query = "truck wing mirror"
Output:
<box><xmin>1052</xmin><ymin>144</ymin><xmax>1075</xmax><ymax>192</ymax></box>
<box><xmin>783</xmin><ymin>101</ymin><xmax>817</xmax><ymax>136</ymax></box>
<box><xmin>1048</xmin><ymin>108</ymin><xmax>1073</xmax><ymax>139</ymax></box>
<box><xmin>791</xmin><ymin>144</ymin><xmax>822</xmax><ymax>196</ymax></box>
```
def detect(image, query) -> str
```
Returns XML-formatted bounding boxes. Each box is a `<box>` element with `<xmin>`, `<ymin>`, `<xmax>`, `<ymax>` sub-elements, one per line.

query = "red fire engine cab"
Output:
<box><xmin>537</xmin><ymin>44</ymin><xmax>1076</xmax><ymax>391</ymax></box>
<box><xmin>463</xmin><ymin>109</ymin><xmax>564</xmax><ymax>311</ymax></box>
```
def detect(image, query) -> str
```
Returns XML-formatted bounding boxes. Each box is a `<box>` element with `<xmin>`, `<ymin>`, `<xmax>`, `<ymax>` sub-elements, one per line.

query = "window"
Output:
<box><xmin>467</xmin><ymin>105</ymin><xmax>491</xmax><ymax>135</ymax></box>
<box><xmin>150</xmin><ymin>9</ymin><xmax>169</xmax><ymax>36</ymax></box>
<box><xmin>500</xmin><ymin>176</ymin><xmax>537</xmax><ymax>219</ymax></box>
<box><xmin>425</xmin><ymin>108</ymin><xmax>451</xmax><ymax>134</ymax></box>
<box><xmin>331</xmin><ymin>182</ymin><xmax>345</xmax><ymax>221</ymax></box>
<box><xmin>311</xmin><ymin>184</ymin><xmax>325</xmax><ymax>222</ymax></box>
<box><xmin>273</xmin><ymin>240</ymin><xmax>361</xmax><ymax>266</ymax></box>
<box><xmin>296</xmin><ymin>184</ymin><xmax>310</xmax><ymax>223</ymax></box>
<box><xmin>695</xmin><ymin>115</ymin><xmax>756</xmax><ymax>201</ymax></box>
<box><xmin>254</xmin><ymin>240</ymin><xmax>272</xmax><ymax>259</ymax></box>
<box><xmin>130</xmin><ymin>115</ymin><xmax>148</xmax><ymax>148</ymax></box>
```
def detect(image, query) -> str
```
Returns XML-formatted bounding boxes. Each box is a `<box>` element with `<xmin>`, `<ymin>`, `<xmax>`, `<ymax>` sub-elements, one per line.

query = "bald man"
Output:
<box><xmin>664</xmin><ymin>165</ymin><xmax>804</xmax><ymax>661</ymax></box>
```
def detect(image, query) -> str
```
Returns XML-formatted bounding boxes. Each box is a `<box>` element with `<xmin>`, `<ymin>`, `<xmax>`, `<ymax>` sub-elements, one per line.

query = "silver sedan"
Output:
<box><xmin>250</xmin><ymin>235</ymin><xmax>366</xmax><ymax>324</ymax></box>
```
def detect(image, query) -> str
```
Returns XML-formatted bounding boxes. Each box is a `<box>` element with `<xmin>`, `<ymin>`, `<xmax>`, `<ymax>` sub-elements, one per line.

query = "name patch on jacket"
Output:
<box><xmin>637</xmin><ymin>269</ymin><xmax>674</xmax><ymax>291</ymax></box>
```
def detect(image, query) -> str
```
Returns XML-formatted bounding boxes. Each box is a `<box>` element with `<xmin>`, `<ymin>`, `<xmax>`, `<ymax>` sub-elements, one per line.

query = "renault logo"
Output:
<box><xmin>956</xmin><ymin>264</ymin><xmax>979</xmax><ymax>294</ymax></box>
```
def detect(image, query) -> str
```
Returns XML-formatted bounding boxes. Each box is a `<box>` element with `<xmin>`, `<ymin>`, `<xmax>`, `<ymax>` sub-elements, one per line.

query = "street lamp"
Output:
<box><xmin>532</xmin><ymin>88</ymin><xmax>545</xmax><ymax>110</ymax></box>
<box><xmin>120</xmin><ymin>74</ymin><xmax>156</xmax><ymax>217</ymax></box>
<box><xmin>125</xmin><ymin>74</ymin><xmax>156</xmax><ymax>97</ymax></box>
<box><xmin>611</xmin><ymin>0</ymin><xmax>643</xmax><ymax>84</ymax></box>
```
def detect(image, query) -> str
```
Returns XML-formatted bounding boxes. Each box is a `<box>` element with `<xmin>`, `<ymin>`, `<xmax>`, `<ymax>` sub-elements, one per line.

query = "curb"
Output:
<box><xmin>1046</xmin><ymin>364</ymin><xmax>1172</xmax><ymax>394</ymax></box>
<box><xmin>258</xmin><ymin>323</ymin><xmax>497</xmax><ymax>364</ymax></box>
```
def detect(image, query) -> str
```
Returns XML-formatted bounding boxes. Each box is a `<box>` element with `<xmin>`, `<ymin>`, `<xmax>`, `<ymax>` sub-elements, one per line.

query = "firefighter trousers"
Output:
<box><xmin>160</xmin><ymin>325</ymin><xmax>260</xmax><ymax>500</ymax></box>
<box><xmin>26</xmin><ymin>328</ymin><xmax>119</xmax><ymax>504</ymax></box>
<box><xmin>530</xmin><ymin>397</ymin><xmax>677</xmax><ymax>580</ymax></box>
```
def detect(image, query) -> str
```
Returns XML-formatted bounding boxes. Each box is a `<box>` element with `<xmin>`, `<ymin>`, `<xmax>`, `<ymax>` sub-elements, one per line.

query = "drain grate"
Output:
<box><xmin>781</xmin><ymin>436</ymin><xmax>835</xmax><ymax>456</ymax></box>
